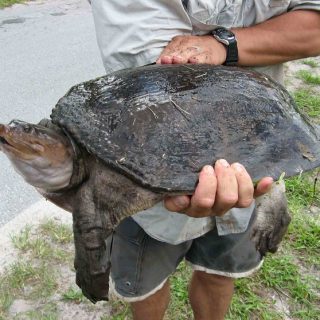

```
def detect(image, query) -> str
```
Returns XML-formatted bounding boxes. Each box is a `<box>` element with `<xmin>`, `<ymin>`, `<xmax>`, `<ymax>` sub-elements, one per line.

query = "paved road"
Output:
<box><xmin>0</xmin><ymin>0</ymin><xmax>105</xmax><ymax>226</ymax></box>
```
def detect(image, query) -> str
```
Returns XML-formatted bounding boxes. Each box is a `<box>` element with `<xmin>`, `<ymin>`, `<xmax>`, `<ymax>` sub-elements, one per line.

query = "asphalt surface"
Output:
<box><xmin>0</xmin><ymin>0</ymin><xmax>105</xmax><ymax>226</ymax></box>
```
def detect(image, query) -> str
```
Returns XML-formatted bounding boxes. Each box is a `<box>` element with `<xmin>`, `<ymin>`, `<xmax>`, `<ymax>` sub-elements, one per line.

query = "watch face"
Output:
<box><xmin>215</xmin><ymin>28</ymin><xmax>235</xmax><ymax>40</ymax></box>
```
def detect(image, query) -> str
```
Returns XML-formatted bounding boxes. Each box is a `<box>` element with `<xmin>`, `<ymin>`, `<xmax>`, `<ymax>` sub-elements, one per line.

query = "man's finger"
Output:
<box><xmin>211</xmin><ymin>159</ymin><xmax>238</xmax><ymax>215</ymax></box>
<box><xmin>231</xmin><ymin>163</ymin><xmax>254</xmax><ymax>208</ymax></box>
<box><xmin>157</xmin><ymin>55</ymin><xmax>174</xmax><ymax>64</ymax></box>
<box><xmin>156</xmin><ymin>38</ymin><xmax>182</xmax><ymax>63</ymax></box>
<box><xmin>164</xmin><ymin>195</ymin><xmax>190</xmax><ymax>212</ymax></box>
<box><xmin>158</xmin><ymin>46</ymin><xmax>201</xmax><ymax>64</ymax></box>
<box><xmin>254</xmin><ymin>177</ymin><xmax>274</xmax><ymax>198</ymax></box>
<box><xmin>188</xmin><ymin>165</ymin><xmax>217</xmax><ymax>216</ymax></box>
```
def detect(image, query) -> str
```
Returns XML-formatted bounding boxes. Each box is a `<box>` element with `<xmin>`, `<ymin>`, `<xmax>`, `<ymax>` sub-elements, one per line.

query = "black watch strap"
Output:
<box><xmin>212</xmin><ymin>27</ymin><xmax>238</xmax><ymax>66</ymax></box>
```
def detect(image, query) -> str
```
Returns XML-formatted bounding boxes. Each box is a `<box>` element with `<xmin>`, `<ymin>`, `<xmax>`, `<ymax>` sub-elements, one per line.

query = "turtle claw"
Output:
<box><xmin>251</xmin><ymin>180</ymin><xmax>291</xmax><ymax>256</ymax></box>
<box><xmin>75</xmin><ymin>265</ymin><xmax>110</xmax><ymax>303</ymax></box>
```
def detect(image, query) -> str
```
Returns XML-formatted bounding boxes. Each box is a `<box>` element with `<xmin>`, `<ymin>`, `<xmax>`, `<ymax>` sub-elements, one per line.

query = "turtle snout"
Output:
<box><xmin>0</xmin><ymin>124</ymin><xmax>10</xmax><ymax>145</ymax></box>
<box><xmin>0</xmin><ymin>123</ymin><xmax>8</xmax><ymax>135</ymax></box>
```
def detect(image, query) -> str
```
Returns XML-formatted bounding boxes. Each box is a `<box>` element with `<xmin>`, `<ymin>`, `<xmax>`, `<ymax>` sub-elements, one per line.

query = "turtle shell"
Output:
<box><xmin>51</xmin><ymin>64</ymin><xmax>320</xmax><ymax>193</ymax></box>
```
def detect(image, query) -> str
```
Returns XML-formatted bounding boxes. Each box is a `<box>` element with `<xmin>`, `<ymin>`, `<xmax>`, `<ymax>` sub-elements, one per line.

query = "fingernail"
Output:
<box><xmin>172</xmin><ymin>196</ymin><xmax>189</xmax><ymax>208</ymax></box>
<box><xmin>218</xmin><ymin>159</ymin><xmax>230</xmax><ymax>167</ymax></box>
<box><xmin>234</xmin><ymin>163</ymin><xmax>244</xmax><ymax>172</ymax></box>
<box><xmin>203</xmin><ymin>165</ymin><xmax>214</xmax><ymax>174</ymax></box>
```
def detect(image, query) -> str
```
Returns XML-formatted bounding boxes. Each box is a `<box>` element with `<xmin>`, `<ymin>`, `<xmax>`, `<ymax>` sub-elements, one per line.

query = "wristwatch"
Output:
<box><xmin>211</xmin><ymin>27</ymin><xmax>238</xmax><ymax>66</ymax></box>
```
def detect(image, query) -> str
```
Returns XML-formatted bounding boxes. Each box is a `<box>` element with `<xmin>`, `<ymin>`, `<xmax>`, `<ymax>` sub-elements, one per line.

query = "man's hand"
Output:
<box><xmin>156</xmin><ymin>35</ymin><xmax>227</xmax><ymax>65</ymax></box>
<box><xmin>164</xmin><ymin>159</ymin><xmax>273</xmax><ymax>218</ymax></box>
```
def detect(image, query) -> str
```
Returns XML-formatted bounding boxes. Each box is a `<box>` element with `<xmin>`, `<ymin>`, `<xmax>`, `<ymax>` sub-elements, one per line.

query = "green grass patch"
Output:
<box><xmin>62</xmin><ymin>286</ymin><xmax>86</xmax><ymax>303</ymax></box>
<box><xmin>286</xmin><ymin>171</ymin><xmax>320</xmax><ymax>209</ymax></box>
<box><xmin>40</xmin><ymin>219</ymin><xmax>73</xmax><ymax>244</ymax></box>
<box><xmin>297</xmin><ymin>70</ymin><xmax>320</xmax><ymax>85</ymax></box>
<box><xmin>0</xmin><ymin>221</ymin><xmax>74</xmax><ymax>318</ymax></box>
<box><xmin>258</xmin><ymin>255</ymin><xmax>319</xmax><ymax>317</ymax></box>
<box><xmin>0</xmin><ymin>0</ymin><xmax>28</xmax><ymax>9</ymax></box>
<box><xmin>288</xmin><ymin>217</ymin><xmax>320</xmax><ymax>254</ymax></box>
<box><xmin>285</xmin><ymin>171</ymin><xmax>320</xmax><ymax>267</ymax></box>
<box><xmin>166</xmin><ymin>262</ymin><xmax>193</xmax><ymax>320</ymax></box>
<box><xmin>293</xmin><ymin>89</ymin><xmax>320</xmax><ymax>120</ymax></box>
<box><xmin>259</xmin><ymin>256</ymin><xmax>315</xmax><ymax>303</ymax></box>
<box><xmin>11</xmin><ymin>225</ymin><xmax>69</xmax><ymax>262</ymax></box>
<box><xmin>11</xmin><ymin>225</ymin><xmax>32</xmax><ymax>251</ymax></box>
<box><xmin>0</xmin><ymin>291</ymin><xmax>13</xmax><ymax>317</ymax></box>
<box><xmin>108</xmin><ymin>299</ymin><xmax>131</xmax><ymax>320</ymax></box>
<box><xmin>16</xmin><ymin>303</ymin><xmax>58</xmax><ymax>320</ymax></box>
<box><xmin>29</xmin><ymin>238</ymin><xmax>68</xmax><ymax>262</ymax></box>
<box><xmin>0</xmin><ymin>260</ymin><xmax>58</xmax><ymax>316</ymax></box>
<box><xmin>301</xmin><ymin>59</ymin><xmax>319</xmax><ymax>68</ymax></box>
<box><xmin>291</xmin><ymin>307</ymin><xmax>320</xmax><ymax>319</ymax></box>
<box><xmin>227</xmin><ymin>278</ymin><xmax>282</xmax><ymax>320</ymax></box>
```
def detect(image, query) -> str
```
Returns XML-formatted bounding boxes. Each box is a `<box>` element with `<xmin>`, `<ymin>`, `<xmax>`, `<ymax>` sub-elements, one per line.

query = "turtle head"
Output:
<box><xmin>0</xmin><ymin>120</ymin><xmax>74</xmax><ymax>191</ymax></box>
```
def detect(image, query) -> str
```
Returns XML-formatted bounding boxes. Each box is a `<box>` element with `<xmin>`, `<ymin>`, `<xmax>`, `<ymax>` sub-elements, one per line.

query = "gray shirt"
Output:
<box><xmin>91</xmin><ymin>0</ymin><xmax>320</xmax><ymax>244</ymax></box>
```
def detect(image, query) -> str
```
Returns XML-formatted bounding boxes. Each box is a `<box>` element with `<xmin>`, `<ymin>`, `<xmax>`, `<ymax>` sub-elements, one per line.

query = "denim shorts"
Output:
<box><xmin>107</xmin><ymin>211</ymin><xmax>262</xmax><ymax>302</ymax></box>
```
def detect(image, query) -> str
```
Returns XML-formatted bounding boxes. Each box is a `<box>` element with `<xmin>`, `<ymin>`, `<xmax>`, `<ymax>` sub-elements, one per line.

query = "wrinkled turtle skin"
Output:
<box><xmin>1</xmin><ymin>65</ymin><xmax>319</xmax><ymax>303</ymax></box>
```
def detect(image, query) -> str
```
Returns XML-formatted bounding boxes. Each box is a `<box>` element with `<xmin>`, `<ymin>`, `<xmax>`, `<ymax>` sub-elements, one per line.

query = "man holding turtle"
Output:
<box><xmin>90</xmin><ymin>1</ymin><xmax>320</xmax><ymax>319</ymax></box>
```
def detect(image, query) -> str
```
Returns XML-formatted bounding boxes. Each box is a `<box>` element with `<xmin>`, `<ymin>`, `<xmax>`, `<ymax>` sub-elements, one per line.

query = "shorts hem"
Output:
<box><xmin>187</xmin><ymin>259</ymin><xmax>264</xmax><ymax>278</ymax></box>
<box><xmin>109</xmin><ymin>276</ymin><xmax>169</xmax><ymax>303</ymax></box>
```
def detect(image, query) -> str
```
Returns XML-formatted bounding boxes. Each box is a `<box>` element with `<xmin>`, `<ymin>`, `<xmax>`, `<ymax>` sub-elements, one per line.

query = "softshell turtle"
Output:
<box><xmin>1</xmin><ymin>65</ymin><xmax>319</xmax><ymax>303</ymax></box>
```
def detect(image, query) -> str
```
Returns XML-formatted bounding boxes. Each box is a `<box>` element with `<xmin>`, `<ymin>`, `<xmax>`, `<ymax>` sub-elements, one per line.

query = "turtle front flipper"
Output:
<box><xmin>73</xmin><ymin>223</ymin><xmax>110</xmax><ymax>303</ymax></box>
<box><xmin>72</xmin><ymin>185</ymin><xmax>111</xmax><ymax>303</ymax></box>
<box><xmin>71</xmin><ymin>160</ymin><xmax>164</xmax><ymax>302</ymax></box>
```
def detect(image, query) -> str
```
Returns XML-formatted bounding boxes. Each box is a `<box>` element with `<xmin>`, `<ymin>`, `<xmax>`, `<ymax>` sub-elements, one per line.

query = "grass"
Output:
<box><xmin>286</xmin><ymin>172</ymin><xmax>320</xmax><ymax>209</ymax></box>
<box><xmin>227</xmin><ymin>278</ymin><xmax>283</xmax><ymax>320</ymax></box>
<box><xmin>0</xmin><ymin>220</ymin><xmax>72</xmax><ymax>319</ymax></box>
<box><xmin>297</xmin><ymin>70</ymin><xmax>320</xmax><ymax>85</ymax></box>
<box><xmin>166</xmin><ymin>262</ymin><xmax>193</xmax><ymax>320</ymax></box>
<box><xmin>11</xmin><ymin>225</ymin><xmax>32</xmax><ymax>251</ymax></box>
<box><xmin>293</xmin><ymin>89</ymin><xmax>320</xmax><ymax>120</ymax></box>
<box><xmin>16</xmin><ymin>303</ymin><xmax>58</xmax><ymax>320</ymax></box>
<box><xmin>0</xmin><ymin>0</ymin><xmax>28</xmax><ymax>9</ymax></box>
<box><xmin>259</xmin><ymin>256</ymin><xmax>317</xmax><ymax>304</ymax></box>
<box><xmin>301</xmin><ymin>59</ymin><xmax>319</xmax><ymax>68</ymax></box>
<box><xmin>0</xmin><ymin>260</ymin><xmax>57</xmax><ymax>306</ymax></box>
<box><xmin>62</xmin><ymin>287</ymin><xmax>86</xmax><ymax>304</ymax></box>
<box><xmin>11</xmin><ymin>224</ymin><xmax>70</xmax><ymax>262</ymax></box>
<box><xmin>39</xmin><ymin>219</ymin><xmax>73</xmax><ymax>244</ymax></box>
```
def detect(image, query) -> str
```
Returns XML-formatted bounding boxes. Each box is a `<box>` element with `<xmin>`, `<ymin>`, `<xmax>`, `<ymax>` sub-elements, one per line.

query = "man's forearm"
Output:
<box><xmin>233</xmin><ymin>10</ymin><xmax>320</xmax><ymax>66</ymax></box>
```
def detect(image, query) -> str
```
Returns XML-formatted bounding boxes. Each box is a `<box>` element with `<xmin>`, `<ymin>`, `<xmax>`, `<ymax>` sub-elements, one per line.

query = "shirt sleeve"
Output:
<box><xmin>91</xmin><ymin>0</ymin><xmax>192</xmax><ymax>73</ymax></box>
<box><xmin>288</xmin><ymin>0</ymin><xmax>320</xmax><ymax>11</ymax></box>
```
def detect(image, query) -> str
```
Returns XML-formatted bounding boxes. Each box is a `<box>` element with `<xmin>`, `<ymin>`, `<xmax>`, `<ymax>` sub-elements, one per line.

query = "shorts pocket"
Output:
<box><xmin>111</xmin><ymin>218</ymin><xmax>147</xmax><ymax>296</ymax></box>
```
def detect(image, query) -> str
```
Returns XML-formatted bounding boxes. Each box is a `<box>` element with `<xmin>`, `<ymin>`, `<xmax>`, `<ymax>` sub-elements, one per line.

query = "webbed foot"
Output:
<box><xmin>251</xmin><ymin>180</ymin><xmax>291</xmax><ymax>256</ymax></box>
